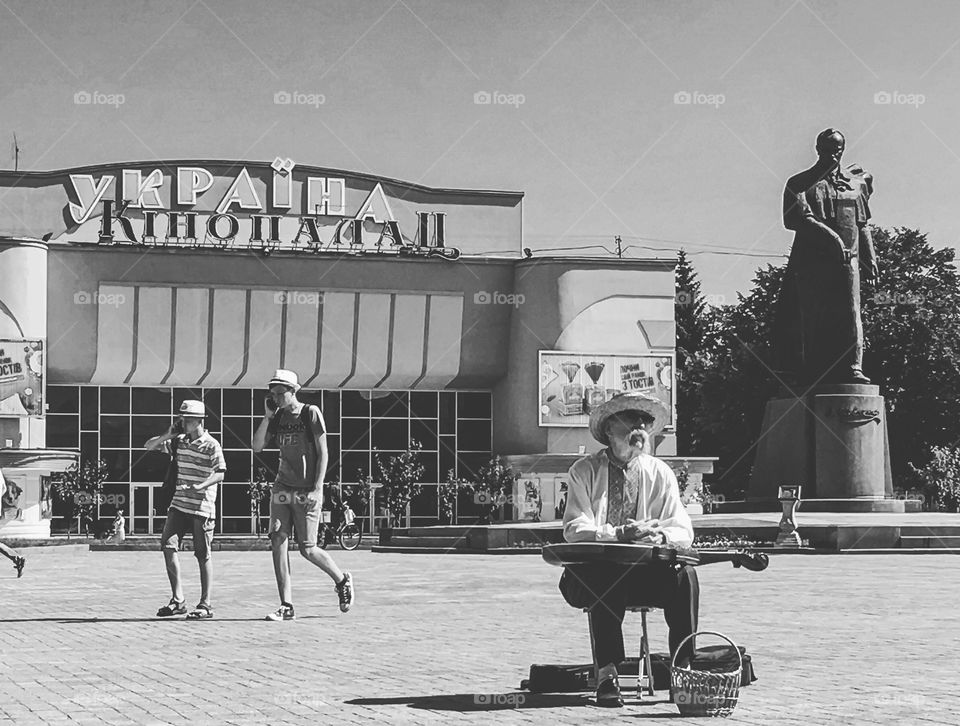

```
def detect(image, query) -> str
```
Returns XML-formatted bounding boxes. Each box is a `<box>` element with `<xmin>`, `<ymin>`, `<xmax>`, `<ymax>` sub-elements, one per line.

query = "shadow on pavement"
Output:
<box><xmin>351</xmin><ymin>693</ymin><xmax>590</xmax><ymax>711</ymax></box>
<box><xmin>0</xmin><ymin>617</ymin><xmax>305</xmax><ymax>623</ymax></box>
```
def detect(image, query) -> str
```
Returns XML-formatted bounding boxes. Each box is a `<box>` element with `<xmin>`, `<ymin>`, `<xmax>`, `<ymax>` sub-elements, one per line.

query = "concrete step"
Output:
<box><xmin>899</xmin><ymin>535</ymin><xmax>960</xmax><ymax>548</ymax></box>
<box><xmin>382</xmin><ymin>536</ymin><xmax>467</xmax><ymax>549</ymax></box>
<box><xmin>898</xmin><ymin>527</ymin><xmax>960</xmax><ymax>536</ymax></box>
<box><xmin>371</xmin><ymin>546</ymin><xmax>541</xmax><ymax>555</ymax></box>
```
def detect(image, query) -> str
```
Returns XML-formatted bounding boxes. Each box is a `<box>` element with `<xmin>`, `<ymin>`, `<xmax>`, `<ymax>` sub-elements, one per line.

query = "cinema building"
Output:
<box><xmin>0</xmin><ymin>158</ymin><xmax>677</xmax><ymax>535</ymax></box>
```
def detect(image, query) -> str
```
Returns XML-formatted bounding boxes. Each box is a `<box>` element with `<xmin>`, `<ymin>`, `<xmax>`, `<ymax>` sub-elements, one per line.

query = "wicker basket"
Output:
<box><xmin>670</xmin><ymin>630</ymin><xmax>742</xmax><ymax>717</ymax></box>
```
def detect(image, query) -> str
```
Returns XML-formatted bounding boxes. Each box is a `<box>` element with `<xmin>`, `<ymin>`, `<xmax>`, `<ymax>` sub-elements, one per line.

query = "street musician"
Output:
<box><xmin>560</xmin><ymin>392</ymin><xmax>698</xmax><ymax>707</ymax></box>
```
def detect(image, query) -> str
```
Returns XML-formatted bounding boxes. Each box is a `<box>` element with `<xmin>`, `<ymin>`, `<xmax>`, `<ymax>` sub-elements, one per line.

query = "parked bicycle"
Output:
<box><xmin>317</xmin><ymin>504</ymin><xmax>363</xmax><ymax>550</ymax></box>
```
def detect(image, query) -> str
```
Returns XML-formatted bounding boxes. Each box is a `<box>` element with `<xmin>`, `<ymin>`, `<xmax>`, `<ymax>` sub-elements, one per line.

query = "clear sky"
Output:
<box><xmin>2</xmin><ymin>0</ymin><xmax>959</xmax><ymax>301</ymax></box>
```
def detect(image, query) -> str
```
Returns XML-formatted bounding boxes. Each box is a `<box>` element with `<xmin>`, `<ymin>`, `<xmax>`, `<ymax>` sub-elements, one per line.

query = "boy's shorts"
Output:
<box><xmin>270</xmin><ymin>484</ymin><xmax>322</xmax><ymax>546</ymax></box>
<box><xmin>161</xmin><ymin>507</ymin><xmax>215</xmax><ymax>560</ymax></box>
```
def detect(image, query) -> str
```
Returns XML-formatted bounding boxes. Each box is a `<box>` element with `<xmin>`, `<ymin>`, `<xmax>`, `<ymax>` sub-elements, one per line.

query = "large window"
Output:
<box><xmin>45</xmin><ymin>385</ymin><xmax>493</xmax><ymax>532</ymax></box>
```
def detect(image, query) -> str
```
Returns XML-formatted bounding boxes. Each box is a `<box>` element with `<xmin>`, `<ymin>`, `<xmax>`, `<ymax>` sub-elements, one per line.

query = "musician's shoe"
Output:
<box><xmin>13</xmin><ymin>556</ymin><xmax>25</xmax><ymax>578</ymax></box>
<box><xmin>596</xmin><ymin>674</ymin><xmax>624</xmax><ymax>708</ymax></box>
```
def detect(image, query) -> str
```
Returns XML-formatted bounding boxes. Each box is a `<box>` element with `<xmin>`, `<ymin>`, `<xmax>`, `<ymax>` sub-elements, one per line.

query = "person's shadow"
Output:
<box><xmin>348</xmin><ymin>692</ymin><xmax>679</xmax><ymax>712</ymax></box>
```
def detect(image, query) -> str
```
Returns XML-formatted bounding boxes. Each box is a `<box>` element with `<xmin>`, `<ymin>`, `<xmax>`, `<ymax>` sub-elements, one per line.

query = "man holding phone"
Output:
<box><xmin>559</xmin><ymin>392</ymin><xmax>697</xmax><ymax>707</ymax></box>
<box><xmin>145</xmin><ymin>400</ymin><xmax>226</xmax><ymax>620</ymax></box>
<box><xmin>252</xmin><ymin>369</ymin><xmax>353</xmax><ymax>621</ymax></box>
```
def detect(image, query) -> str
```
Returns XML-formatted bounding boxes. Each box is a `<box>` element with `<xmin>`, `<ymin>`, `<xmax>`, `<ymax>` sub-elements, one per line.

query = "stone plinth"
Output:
<box><xmin>0</xmin><ymin>449</ymin><xmax>79</xmax><ymax>538</ymax></box>
<box><xmin>748</xmin><ymin>384</ymin><xmax>894</xmax><ymax>511</ymax></box>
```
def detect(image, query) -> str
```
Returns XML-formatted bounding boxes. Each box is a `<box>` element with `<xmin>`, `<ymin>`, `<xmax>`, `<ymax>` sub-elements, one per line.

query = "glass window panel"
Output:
<box><xmin>457</xmin><ymin>391</ymin><xmax>491</xmax><ymax>419</ymax></box>
<box><xmin>253</xmin><ymin>389</ymin><xmax>272</xmax><ymax>417</ymax></box>
<box><xmin>411</xmin><ymin>484</ymin><xmax>438</xmax><ymax>516</ymax></box>
<box><xmin>439</xmin><ymin>392</ymin><xmax>456</xmax><ymax>434</ymax></box>
<box><xmin>222</xmin><ymin>417</ymin><xmax>252</xmax><ymax>450</ymax></box>
<box><xmin>203</xmin><ymin>389</ymin><xmax>222</xmax><ymax>428</ymax></box>
<box><xmin>324</xmin><ymin>435</ymin><xmax>340</xmax><ymax>482</ymax></box>
<box><xmin>297</xmin><ymin>390</ymin><xmax>323</xmax><ymax>408</ymax></box>
<box><xmin>224</xmin><ymin>450</ymin><xmax>252</xmax><ymax>483</ymax></box>
<box><xmin>410</xmin><ymin>419</ymin><xmax>438</xmax><ymax>451</ymax></box>
<box><xmin>99</xmin><ymin>415</ymin><xmax>130</xmax><ymax>448</ymax></box>
<box><xmin>131</xmin><ymin>449</ymin><xmax>169</xmax><ymax>482</ymax></box>
<box><xmin>133</xmin><ymin>387</ymin><xmax>172</xmax><ymax>415</ymax></box>
<box><xmin>410</xmin><ymin>391</ymin><xmax>438</xmax><ymax>420</ymax></box>
<box><xmin>439</xmin><ymin>437</ymin><xmax>456</xmax><ymax>483</ymax></box>
<box><xmin>80</xmin><ymin>432</ymin><xmax>98</xmax><ymax>463</ymax></box>
<box><xmin>418</xmin><ymin>452</ymin><xmax>439</xmax><ymax>484</ymax></box>
<box><xmin>220</xmin><ymin>517</ymin><xmax>250</xmax><ymax>534</ymax></box>
<box><xmin>80</xmin><ymin>386</ymin><xmax>99</xmax><ymax>430</ymax></box>
<box><xmin>457</xmin><ymin>452</ymin><xmax>489</xmax><ymax>482</ymax></box>
<box><xmin>222</xmin><ymin>388</ymin><xmax>252</xmax><ymax>416</ymax></box>
<box><xmin>341</xmin><ymin>390</ymin><xmax>370</xmax><ymax>418</ymax></box>
<box><xmin>371</xmin><ymin>391</ymin><xmax>408</xmax><ymax>419</ymax></box>
<box><xmin>46</xmin><ymin>415</ymin><xmax>79</xmax><ymax>449</ymax></box>
<box><xmin>371</xmin><ymin>418</ymin><xmax>408</xmax><ymax>451</ymax></box>
<box><xmin>100</xmin><ymin>387</ymin><xmax>130</xmax><ymax>414</ymax></box>
<box><xmin>131</xmin><ymin>416</ymin><xmax>171</xmax><ymax>447</ymax></box>
<box><xmin>46</xmin><ymin>385</ymin><xmax>79</xmax><ymax>414</ymax></box>
<box><xmin>341</xmin><ymin>418</ymin><xmax>370</xmax><ymax>451</ymax></box>
<box><xmin>457</xmin><ymin>419</ymin><xmax>492</xmax><ymax>452</ymax></box>
<box><xmin>322</xmin><ymin>390</ymin><xmax>340</xmax><ymax>433</ymax></box>
<box><xmin>220</xmin><ymin>485</ymin><xmax>251</xmax><ymax>516</ymax></box>
<box><xmin>342</xmin><ymin>451</ymin><xmax>370</xmax><ymax>481</ymax></box>
<box><xmin>100</xmin><ymin>449</ymin><xmax>131</xmax><ymax>482</ymax></box>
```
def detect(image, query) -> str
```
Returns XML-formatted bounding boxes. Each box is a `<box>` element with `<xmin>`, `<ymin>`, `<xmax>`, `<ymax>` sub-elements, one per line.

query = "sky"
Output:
<box><xmin>2</xmin><ymin>0</ymin><xmax>960</xmax><ymax>302</ymax></box>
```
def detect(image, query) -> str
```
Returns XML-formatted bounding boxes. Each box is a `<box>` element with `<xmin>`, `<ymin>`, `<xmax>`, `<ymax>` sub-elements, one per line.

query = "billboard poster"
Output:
<box><xmin>539</xmin><ymin>350</ymin><xmax>674</xmax><ymax>428</ymax></box>
<box><xmin>0</xmin><ymin>340</ymin><xmax>44</xmax><ymax>417</ymax></box>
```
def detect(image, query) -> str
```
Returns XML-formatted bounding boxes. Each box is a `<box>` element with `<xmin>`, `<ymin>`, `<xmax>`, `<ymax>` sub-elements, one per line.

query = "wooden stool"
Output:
<box><xmin>583</xmin><ymin>606</ymin><xmax>657</xmax><ymax>698</ymax></box>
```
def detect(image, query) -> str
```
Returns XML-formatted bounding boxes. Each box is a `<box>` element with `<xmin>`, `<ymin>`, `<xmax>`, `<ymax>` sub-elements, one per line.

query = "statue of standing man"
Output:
<box><xmin>774</xmin><ymin>128</ymin><xmax>879</xmax><ymax>385</ymax></box>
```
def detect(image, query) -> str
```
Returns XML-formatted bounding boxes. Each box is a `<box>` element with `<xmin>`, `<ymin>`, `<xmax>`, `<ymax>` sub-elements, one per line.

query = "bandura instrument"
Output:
<box><xmin>541</xmin><ymin>542</ymin><xmax>768</xmax><ymax>572</ymax></box>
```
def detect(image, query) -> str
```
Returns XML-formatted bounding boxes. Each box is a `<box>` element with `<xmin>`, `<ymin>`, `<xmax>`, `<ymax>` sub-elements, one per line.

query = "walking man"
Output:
<box><xmin>253</xmin><ymin>369</ymin><xmax>354</xmax><ymax>621</ymax></box>
<box><xmin>0</xmin><ymin>468</ymin><xmax>25</xmax><ymax>577</ymax></box>
<box><xmin>145</xmin><ymin>400</ymin><xmax>226</xmax><ymax>620</ymax></box>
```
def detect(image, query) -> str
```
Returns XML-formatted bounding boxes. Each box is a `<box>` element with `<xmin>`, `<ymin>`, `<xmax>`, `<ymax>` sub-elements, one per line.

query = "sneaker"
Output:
<box><xmin>13</xmin><ymin>557</ymin><xmax>25</xmax><ymax>578</ymax></box>
<box><xmin>265</xmin><ymin>604</ymin><xmax>295</xmax><ymax>621</ymax></box>
<box><xmin>335</xmin><ymin>572</ymin><xmax>354</xmax><ymax>613</ymax></box>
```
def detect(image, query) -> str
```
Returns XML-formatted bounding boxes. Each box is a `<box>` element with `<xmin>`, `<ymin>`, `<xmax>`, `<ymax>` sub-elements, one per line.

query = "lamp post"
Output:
<box><xmin>775</xmin><ymin>485</ymin><xmax>802</xmax><ymax>548</ymax></box>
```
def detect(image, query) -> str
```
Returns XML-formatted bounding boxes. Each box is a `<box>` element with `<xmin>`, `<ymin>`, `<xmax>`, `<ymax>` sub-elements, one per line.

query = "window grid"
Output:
<box><xmin>45</xmin><ymin>385</ymin><xmax>493</xmax><ymax>531</ymax></box>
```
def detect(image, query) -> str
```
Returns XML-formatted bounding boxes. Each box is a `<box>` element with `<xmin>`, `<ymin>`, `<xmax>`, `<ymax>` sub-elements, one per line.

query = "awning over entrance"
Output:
<box><xmin>88</xmin><ymin>284</ymin><xmax>464</xmax><ymax>390</ymax></box>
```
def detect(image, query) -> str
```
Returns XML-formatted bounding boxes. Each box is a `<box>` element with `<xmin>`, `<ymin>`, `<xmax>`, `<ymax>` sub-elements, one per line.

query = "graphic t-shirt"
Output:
<box><xmin>274</xmin><ymin>405</ymin><xmax>326</xmax><ymax>489</ymax></box>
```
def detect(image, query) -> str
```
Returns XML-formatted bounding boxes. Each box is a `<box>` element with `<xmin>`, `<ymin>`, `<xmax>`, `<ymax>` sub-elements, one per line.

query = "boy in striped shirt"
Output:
<box><xmin>146</xmin><ymin>400</ymin><xmax>226</xmax><ymax>620</ymax></box>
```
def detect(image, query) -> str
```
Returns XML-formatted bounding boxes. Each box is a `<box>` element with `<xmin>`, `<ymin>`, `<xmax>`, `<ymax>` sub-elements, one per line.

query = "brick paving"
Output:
<box><xmin>0</xmin><ymin>546</ymin><xmax>957</xmax><ymax>725</ymax></box>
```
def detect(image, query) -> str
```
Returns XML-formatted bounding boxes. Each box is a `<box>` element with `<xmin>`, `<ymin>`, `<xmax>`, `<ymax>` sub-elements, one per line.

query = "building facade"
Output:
<box><xmin>0</xmin><ymin>158</ymin><xmax>676</xmax><ymax>533</ymax></box>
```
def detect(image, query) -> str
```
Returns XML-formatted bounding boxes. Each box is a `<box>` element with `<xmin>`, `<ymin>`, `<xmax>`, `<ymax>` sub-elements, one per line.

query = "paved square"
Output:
<box><xmin>0</xmin><ymin>547</ymin><xmax>956</xmax><ymax>725</ymax></box>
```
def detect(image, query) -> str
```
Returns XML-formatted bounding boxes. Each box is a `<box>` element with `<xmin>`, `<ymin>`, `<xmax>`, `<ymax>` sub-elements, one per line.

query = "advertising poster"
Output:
<box><xmin>0</xmin><ymin>340</ymin><xmax>44</xmax><ymax>417</ymax></box>
<box><xmin>539</xmin><ymin>351</ymin><xmax>674</xmax><ymax>428</ymax></box>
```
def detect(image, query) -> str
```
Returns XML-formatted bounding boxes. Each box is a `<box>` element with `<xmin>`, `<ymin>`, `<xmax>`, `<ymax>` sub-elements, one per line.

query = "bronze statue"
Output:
<box><xmin>773</xmin><ymin>129</ymin><xmax>878</xmax><ymax>385</ymax></box>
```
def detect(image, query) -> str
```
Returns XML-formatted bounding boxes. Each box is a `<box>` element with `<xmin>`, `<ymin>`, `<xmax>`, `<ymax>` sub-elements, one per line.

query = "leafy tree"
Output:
<box><xmin>248</xmin><ymin>466</ymin><xmax>272</xmax><ymax>536</ymax></box>
<box><xmin>50</xmin><ymin>459</ymin><xmax>109</xmax><ymax>538</ymax></box>
<box><xmin>439</xmin><ymin>469</ymin><xmax>464</xmax><ymax>524</ymax></box>
<box><xmin>372</xmin><ymin>440</ymin><xmax>426</xmax><ymax>528</ymax></box>
<box><xmin>459</xmin><ymin>456</ymin><xmax>520</xmax><ymax>524</ymax></box>
<box><xmin>675</xmin><ymin>249</ymin><xmax>709</xmax><ymax>454</ymax></box>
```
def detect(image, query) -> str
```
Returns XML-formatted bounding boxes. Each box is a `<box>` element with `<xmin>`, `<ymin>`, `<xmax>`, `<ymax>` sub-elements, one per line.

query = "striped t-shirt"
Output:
<box><xmin>162</xmin><ymin>432</ymin><xmax>226</xmax><ymax>518</ymax></box>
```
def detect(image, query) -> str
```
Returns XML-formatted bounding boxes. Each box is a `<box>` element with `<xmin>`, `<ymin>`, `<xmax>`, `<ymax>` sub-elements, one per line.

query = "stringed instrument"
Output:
<box><xmin>541</xmin><ymin>542</ymin><xmax>769</xmax><ymax>572</ymax></box>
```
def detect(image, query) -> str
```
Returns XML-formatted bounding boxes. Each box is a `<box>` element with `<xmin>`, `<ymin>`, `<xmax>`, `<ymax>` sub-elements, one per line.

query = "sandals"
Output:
<box><xmin>186</xmin><ymin>603</ymin><xmax>213</xmax><ymax>620</ymax></box>
<box><xmin>156</xmin><ymin>599</ymin><xmax>187</xmax><ymax>617</ymax></box>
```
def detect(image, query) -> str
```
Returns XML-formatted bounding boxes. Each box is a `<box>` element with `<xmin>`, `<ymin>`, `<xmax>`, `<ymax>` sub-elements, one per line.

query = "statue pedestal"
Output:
<box><xmin>748</xmin><ymin>384</ymin><xmax>899</xmax><ymax>512</ymax></box>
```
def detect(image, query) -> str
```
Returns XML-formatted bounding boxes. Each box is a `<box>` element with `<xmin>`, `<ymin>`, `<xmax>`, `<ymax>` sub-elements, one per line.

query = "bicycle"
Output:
<box><xmin>317</xmin><ymin>506</ymin><xmax>363</xmax><ymax>550</ymax></box>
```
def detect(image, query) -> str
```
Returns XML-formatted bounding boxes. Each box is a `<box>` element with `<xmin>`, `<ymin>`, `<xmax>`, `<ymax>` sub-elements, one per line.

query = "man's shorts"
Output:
<box><xmin>161</xmin><ymin>507</ymin><xmax>215</xmax><ymax>560</ymax></box>
<box><xmin>270</xmin><ymin>484</ymin><xmax>322</xmax><ymax>546</ymax></box>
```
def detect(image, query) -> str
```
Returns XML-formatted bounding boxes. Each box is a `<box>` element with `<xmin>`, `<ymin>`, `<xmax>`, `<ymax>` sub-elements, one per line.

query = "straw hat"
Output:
<box><xmin>268</xmin><ymin>369</ymin><xmax>301</xmax><ymax>392</ymax></box>
<box><xmin>178</xmin><ymin>400</ymin><xmax>206</xmax><ymax>417</ymax></box>
<box><xmin>588</xmin><ymin>392</ymin><xmax>669</xmax><ymax>445</ymax></box>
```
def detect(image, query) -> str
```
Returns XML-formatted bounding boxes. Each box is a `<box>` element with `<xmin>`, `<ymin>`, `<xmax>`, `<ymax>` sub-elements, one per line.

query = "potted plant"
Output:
<box><xmin>248</xmin><ymin>466</ymin><xmax>272</xmax><ymax>536</ymax></box>
<box><xmin>373</xmin><ymin>440</ymin><xmax>426</xmax><ymax>542</ymax></box>
<box><xmin>50</xmin><ymin>458</ymin><xmax>109</xmax><ymax>539</ymax></box>
<box><xmin>439</xmin><ymin>468</ymin><xmax>464</xmax><ymax>525</ymax></box>
<box><xmin>460</xmin><ymin>456</ymin><xmax>520</xmax><ymax>525</ymax></box>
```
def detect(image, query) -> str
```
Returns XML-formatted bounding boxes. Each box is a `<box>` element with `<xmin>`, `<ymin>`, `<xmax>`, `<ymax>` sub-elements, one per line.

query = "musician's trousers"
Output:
<box><xmin>559</xmin><ymin>562</ymin><xmax>699</xmax><ymax>669</ymax></box>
